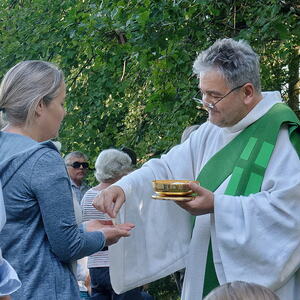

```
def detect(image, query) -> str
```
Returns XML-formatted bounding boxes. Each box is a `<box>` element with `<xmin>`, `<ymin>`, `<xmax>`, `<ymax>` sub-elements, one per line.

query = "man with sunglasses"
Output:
<box><xmin>65</xmin><ymin>151</ymin><xmax>90</xmax><ymax>204</ymax></box>
<box><xmin>93</xmin><ymin>38</ymin><xmax>300</xmax><ymax>299</ymax></box>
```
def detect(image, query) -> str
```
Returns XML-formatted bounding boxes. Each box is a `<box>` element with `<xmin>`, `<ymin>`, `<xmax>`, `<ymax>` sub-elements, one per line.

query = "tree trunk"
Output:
<box><xmin>288</xmin><ymin>46</ymin><xmax>300</xmax><ymax>118</ymax></box>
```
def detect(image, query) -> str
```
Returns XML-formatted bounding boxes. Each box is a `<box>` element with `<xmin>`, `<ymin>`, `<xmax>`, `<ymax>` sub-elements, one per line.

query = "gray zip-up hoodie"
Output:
<box><xmin>0</xmin><ymin>132</ymin><xmax>104</xmax><ymax>299</ymax></box>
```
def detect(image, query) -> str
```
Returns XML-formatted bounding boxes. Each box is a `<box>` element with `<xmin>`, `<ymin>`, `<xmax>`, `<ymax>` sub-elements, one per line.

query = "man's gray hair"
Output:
<box><xmin>64</xmin><ymin>151</ymin><xmax>88</xmax><ymax>164</ymax></box>
<box><xmin>95</xmin><ymin>149</ymin><xmax>132</xmax><ymax>183</ymax></box>
<box><xmin>0</xmin><ymin>60</ymin><xmax>64</xmax><ymax>126</ymax></box>
<box><xmin>193</xmin><ymin>38</ymin><xmax>261</xmax><ymax>92</ymax></box>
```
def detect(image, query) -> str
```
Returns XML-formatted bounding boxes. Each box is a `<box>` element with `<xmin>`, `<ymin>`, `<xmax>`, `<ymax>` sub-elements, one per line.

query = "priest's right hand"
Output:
<box><xmin>92</xmin><ymin>185</ymin><xmax>125</xmax><ymax>218</ymax></box>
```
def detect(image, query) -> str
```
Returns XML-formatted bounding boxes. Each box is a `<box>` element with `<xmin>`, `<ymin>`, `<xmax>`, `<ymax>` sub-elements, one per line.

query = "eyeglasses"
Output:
<box><xmin>67</xmin><ymin>162</ymin><xmax>89</xmax><ymax>169</ymax></box>
<box><xmin>193</xmin><ymin>83</ymin><xmax>247</xmax><ymax>109</ymax></box>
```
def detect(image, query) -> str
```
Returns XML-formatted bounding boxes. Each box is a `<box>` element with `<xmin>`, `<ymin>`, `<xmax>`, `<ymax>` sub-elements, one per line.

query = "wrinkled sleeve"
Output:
<box><xmin>118</xmin><ymin>127</ymin><xmax>206</xmax><ymax>199</ymax></box>
<box><xmin>214</xmin><ymin>127</ymin><xmax>300</xmax><ymax>290</ymax></box>
<box><xmin>108</xmin><ymin>131</ymin><xmax>206</xmax><ymax>293</ymax></box>
<box><xmin>30</xmin><ymin>149</ymin><xmax>105</xmax><ymax>262</ymax></box>
<box><xmin>0</xmin><ymin>182</ymin><xmax>6</xmax><ymax>233</ymax></box>
<box><xmin>0</xmin><ymin>256</ymin><xmax>21</xmax><ymax>296</ymax></box>
<box><xmin>0</xmin><ymin>182</ymin><xmax>21</xmax><ymax>296</ymax></box>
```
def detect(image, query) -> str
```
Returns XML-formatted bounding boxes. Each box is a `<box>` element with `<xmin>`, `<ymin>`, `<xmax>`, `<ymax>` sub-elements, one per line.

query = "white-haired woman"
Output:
<box><xmin>0</xmin><ymin>61</ymin><xmax>134</xmax><ymax>300</ymax></box>
<box><xmin>204</xmin><ymin>281</ymin><xmax>280</xmax><ymax>300</ymax></box>
<box><xmin>81</xmin><ymin>149</ymin><xmax>146</xmax><ymax>300</ymax></box>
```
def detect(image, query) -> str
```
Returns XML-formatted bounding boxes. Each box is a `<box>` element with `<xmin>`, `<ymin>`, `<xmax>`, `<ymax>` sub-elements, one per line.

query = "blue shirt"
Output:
<box><xmin>0</xmin><ymin>132</ymin><xmax>105</xmax><ymax>299</ymax></box>
<box><xmin>70</xmin><ymin>179</ymin><xmax>89</xmax><ymax>204</ymax></box>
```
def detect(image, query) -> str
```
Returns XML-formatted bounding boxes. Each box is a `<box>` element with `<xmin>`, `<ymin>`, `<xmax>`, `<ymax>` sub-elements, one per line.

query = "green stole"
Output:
<box><xmin>193</xmin><ymin>103</ymin><xmax>300</xmax><ymax>297</ymax></box>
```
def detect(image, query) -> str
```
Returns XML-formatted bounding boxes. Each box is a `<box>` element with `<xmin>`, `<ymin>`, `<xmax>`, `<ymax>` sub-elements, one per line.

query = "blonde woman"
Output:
<box><xmin>0</xmin><ymin>61</ymin><xmax>133</xmax><ymax>300</ymax></box>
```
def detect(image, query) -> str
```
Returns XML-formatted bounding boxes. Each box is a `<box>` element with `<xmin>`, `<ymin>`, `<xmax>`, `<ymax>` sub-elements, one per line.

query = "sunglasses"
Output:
<box><xmin>67</xmin><ymin>162</ymin><xmax>89</xmax><ymax>169</ymax></box>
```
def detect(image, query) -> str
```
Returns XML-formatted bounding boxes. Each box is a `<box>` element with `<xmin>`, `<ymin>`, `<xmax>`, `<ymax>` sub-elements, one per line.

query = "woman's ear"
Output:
<box><xmin>35</xmin><ymin>99</ymin><xmax>44</xmax><ymax>117</ymax></box>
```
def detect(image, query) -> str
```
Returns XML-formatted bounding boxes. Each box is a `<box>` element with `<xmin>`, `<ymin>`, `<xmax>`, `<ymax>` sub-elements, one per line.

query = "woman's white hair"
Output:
<box><xmin>181</xmin><ymin>124</ymin><xmax>200</xmax><ymax>143</ymax></box>
<box><xmin>95</xmin><ymin>149</ymin><xmax>133</xmax><ymax>183</ymax></box>
<box><xmin>204</xmin><ymin>281</ymin><xmax>280</xmax><ymax>300</ymax></box>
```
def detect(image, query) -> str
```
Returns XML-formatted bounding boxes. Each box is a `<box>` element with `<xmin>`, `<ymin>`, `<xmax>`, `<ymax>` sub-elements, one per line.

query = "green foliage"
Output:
<box><xmin>148</xmin><ymin>275</ymin><xmax>180</xmax><ymax>299</ymax></box>
<box><xmin>0</xmin><ymin>1</ymin><xmax>298</xmax><ymax>167</ymax></box>
<box><xmin>0</xmin><ymin>0</ymin><xmax>299</xmax><ymax>294</ymax></box>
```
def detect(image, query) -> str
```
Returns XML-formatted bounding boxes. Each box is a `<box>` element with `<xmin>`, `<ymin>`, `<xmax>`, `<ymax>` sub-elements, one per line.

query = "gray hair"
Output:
<box><xmin>95</xmin><ymin>149</ymin><xmax>132</xmax><ymax>183</ymax></box>
<box><xmin>64</xmin><ymin>151</ymin><xmax>88</xmax><ymax>164</ymax></box>
<box><xmin>0</xmin><ymin>60</ymin><xmax>64</xmax><ymax>126</ymax></box>
<box><xmin>193</xmin><ymin>38</ymin><xmax>261</xmax><ymax>92</ymax></box>
<box><xmin>204</xmin><ymin>281</ymin><xmax>279</xmax><ymax>300</ymax></box>
<box><xmin>181</xmin><ymin>124</ymin><xmax>200</xmax><ymax>143</ymax></box>
<box><xmin>52</xmin><ymin>141</ymin><xmax>62</xmax><ymax>152</ymax></box>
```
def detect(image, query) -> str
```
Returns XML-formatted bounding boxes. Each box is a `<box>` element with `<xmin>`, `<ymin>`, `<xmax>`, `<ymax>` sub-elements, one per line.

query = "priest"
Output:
<box><xmin>93</xmin><ymin>38</ymin><xmax>300</xmax><ymax>300</ymax></box>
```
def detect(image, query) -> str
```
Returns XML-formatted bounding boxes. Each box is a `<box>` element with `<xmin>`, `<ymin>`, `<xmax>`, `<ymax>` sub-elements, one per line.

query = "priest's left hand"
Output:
<box><xmin>175</xmin><ymin>182</ymin><xmax>214</xmax><ymax>215</ymax></box>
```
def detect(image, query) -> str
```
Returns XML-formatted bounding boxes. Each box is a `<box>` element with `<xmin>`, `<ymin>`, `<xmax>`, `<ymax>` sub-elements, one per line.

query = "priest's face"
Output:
<box><xmin>198</xmin><ymin>70</ymin><xmax>249</xmax><ymax>127</ymax></box>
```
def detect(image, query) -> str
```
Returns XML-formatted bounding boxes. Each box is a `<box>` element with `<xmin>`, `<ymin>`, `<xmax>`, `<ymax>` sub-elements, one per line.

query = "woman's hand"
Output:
<box><xmin>84</xmin><ymin>219</ymin><xmax>114</xmax><ymax>231</ymax></box>
<box><xmin>101</xmin><ymin>223</ymin><xmax>135</xmax><ymax>246</ymax></box>
<box><xmin>84</xmin><ymin>219</ymin><xmax>135</xmax><ymax>246</ymax></box>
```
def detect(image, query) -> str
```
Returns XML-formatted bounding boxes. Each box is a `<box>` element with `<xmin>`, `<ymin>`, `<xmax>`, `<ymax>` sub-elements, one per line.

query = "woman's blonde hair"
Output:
<box><xmin>0</xmin><ymin>60</ymin><xmax>64</xmax><ymax>126</ymax></box>
<box><xmin>204</xmin><ymin>281</ymin><xmax>279</xmax><ymax>300</ymax></box>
